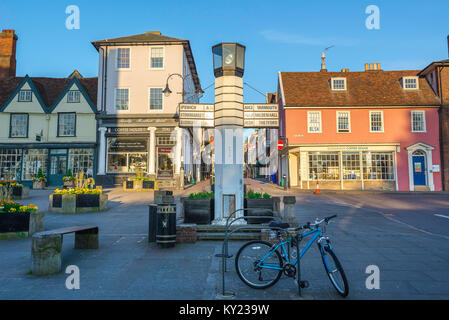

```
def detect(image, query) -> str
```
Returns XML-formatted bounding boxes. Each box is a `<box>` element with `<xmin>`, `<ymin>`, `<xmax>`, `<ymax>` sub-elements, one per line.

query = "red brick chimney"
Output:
<box><xmin>0</xmin><ymin>29</ymin><xmax>18</xmax><ymax>80</ymax></box>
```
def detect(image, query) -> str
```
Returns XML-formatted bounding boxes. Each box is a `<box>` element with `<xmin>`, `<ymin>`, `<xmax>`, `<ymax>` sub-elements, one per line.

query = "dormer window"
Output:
<box><xmin>402</xmin><ymin>76</ymin><xmax>419</xmax><ymax>90</ymax></box>
<box><xmin>67</xmin><ymin>90</ymin><xmax>80</xmax><ymax>103</ymax></box>
<box><xmin>18</xmin><ymin>90</ymin><xmax>32</xmax><ymax>102</ymax></box>
<box><xmin>331</xmin><ymin>77</ymin><xmax>347</xmax><ymax>91</ymax></box>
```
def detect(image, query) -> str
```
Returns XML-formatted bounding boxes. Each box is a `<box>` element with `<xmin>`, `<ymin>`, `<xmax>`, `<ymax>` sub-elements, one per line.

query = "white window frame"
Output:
<box><xmin>115</xmin><ymin>47</ymin><xmax>131</xmax><ymax>70</ymax></box>
<box><xmin>148</xmin><ymin>87</ymin><xmax>164</xmax><ymax>111</ymax></box>
<box><xmin>331</xmin><ymin>77</ymin><xmax>347</xmax><ymax>91</ymax></box>
<box><xmin>307</xmin><ymin>111</ymin><xmax>322</xmax><ymax>133</ymax></box>
<box><xmin>114</xmin><ymin>88</ymin><xmax>130</xmax><ymax>113</ymax></box>
<box><xmin>411</xmin><ymin>110</ymin><xmax>426</xmax><ymax>133</ymax></box>
<box><xmin>149</xmin><ymin>46</ymin><xmax>165</xmax><ymax>70</ymax></box>
<box><xmin>402</xmin><ymin>76</ymin><xmax>419</xmax><ymax>90</ymax></box>
<box><xmin>369</xmin><ymin>110</ymin><xmax>384</xmax><ymax>133</ymax></box>
<box><xmin>18</xmin><ymin>90</ymin><xmax>32</xmax><ymax>102</ymax></box>
<box><xmin>67</xmin><ymin>90</ymin><xmax>81</xmax><ymax>103</ymax></box>
<box><xmin>336</xmin><ymin>111</ymin><xmax>351</xmax><ymax>133</ymax></box>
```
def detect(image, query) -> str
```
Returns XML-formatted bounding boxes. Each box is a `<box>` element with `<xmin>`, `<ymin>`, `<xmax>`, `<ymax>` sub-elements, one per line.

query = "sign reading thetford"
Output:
<box><xmin>179</xmin><ymin>103</ymin><xmax>215</xmax><ymax>128</ymax></box>
<box><xmin>243</xmin><ymin>104</ymin><xmax>279</xmax><ymax>128</ymax></box>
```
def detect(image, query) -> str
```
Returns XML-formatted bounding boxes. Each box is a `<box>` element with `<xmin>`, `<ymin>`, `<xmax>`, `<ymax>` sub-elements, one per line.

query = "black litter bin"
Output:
<box><xmin>148</xmin><ymin>204</ymin><xmax>157</xmax><ymax>242</ymax></box>
<box><xmin>156</xmin><ymin>203</ymin><xmax>176</xmax><ymax>248</ymax></box>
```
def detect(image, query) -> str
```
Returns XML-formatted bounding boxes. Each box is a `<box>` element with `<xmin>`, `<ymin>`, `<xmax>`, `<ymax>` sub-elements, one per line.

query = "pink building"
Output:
<box><xmin>277</xmin><ymin>63</ymin><xmax>442</xmax><ymax>191</ymax></box>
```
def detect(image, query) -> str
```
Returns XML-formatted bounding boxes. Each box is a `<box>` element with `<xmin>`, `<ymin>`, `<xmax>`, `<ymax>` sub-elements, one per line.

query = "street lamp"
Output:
<box><xmin>212</xmin><ymin>43</ymin><xmax>246</xmax><ymax>78</ymax></box>
<box><xmin>163</xmin><ymin>73</ymin><xmax>204</xmax><ymax>100</ymax></box>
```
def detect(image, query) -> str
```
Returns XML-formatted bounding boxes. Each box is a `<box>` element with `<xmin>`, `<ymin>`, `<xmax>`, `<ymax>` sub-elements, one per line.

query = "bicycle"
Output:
<box><xmin>234</xmin><ymin>215</ymin><xmax>349</xmax><ymax>297</ymax></box>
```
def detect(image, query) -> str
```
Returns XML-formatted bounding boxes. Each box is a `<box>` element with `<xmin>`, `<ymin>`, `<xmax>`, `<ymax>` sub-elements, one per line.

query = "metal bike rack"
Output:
<box><xmin>216</xmin><ymin>208</ymin><xmax>302</xmax><ymax>298</ymax></box>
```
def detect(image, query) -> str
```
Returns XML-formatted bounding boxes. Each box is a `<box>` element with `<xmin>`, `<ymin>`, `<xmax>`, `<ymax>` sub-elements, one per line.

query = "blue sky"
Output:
<box><xmin>1</xmin><ymin>0</ymin><xmax>448</xmax><ymax>104</ymax></box>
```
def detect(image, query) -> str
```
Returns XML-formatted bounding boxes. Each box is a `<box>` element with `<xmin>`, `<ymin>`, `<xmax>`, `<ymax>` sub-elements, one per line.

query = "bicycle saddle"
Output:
<box><xmin>268</xmin><ymin>221</ymin><xmax>290</xmax><ymax>229</ymax></box>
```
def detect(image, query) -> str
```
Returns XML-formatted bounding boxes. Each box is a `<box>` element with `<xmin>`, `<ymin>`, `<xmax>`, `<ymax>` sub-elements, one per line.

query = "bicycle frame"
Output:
<box><xmin>257</xmin><ymin>227</ymin><xmax>324</xmax><ymax>270</ymax></box>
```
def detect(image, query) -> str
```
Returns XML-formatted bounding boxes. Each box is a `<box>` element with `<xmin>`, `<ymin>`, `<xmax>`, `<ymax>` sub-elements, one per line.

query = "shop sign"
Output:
<box><xmin>108</xmin><ymin>137</ymin><xmax>147</xmax><ymax>152</ymax></box>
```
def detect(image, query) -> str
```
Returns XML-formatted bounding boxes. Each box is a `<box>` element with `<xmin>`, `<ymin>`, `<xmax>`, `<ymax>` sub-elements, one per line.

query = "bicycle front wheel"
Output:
<box><xmin>319</xmin><ymin>245</ymin><xmax>349</xmax><ymax>297</ymax></box>
<box><xmin>235</xmin><ymin>240</ymin><xmax>283</xmax><ymax>289</ymax></box>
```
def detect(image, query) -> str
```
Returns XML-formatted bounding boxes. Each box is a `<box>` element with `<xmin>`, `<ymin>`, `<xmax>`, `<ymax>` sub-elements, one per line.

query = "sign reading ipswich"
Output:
<box><xmin>179</xmin><ymin>104</ymin><xmax>215</xmax><ymax>128</ymax></box>
<box><xmin>243</xmin><ymin>104</ymin><xmax>279</xmax><ymax>128</ymax></box>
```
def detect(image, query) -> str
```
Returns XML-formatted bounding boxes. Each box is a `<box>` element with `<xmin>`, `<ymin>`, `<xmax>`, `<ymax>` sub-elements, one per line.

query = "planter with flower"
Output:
<box><xmin>0</xmin><ymin>180</ymin><xmax>29</xmax><ymax>200</ymax></box>
<box><xmin>62</xmin><ymin>169</ymin><xmax>75</xmax><ymax>188</ymax></box>
<box><xmin>0</xmin><ymin>198</ymin><xmax>45</xmax><ymax>240</ymax></box>
<box><xmin>123</xmin><ymin>167</ymin><xmax>158</xmax><ymax>192</ymax></box>
<box><xmin>32</xmin><ymin>168</ymin><xmax>47</xmax><ymax>189</ymax></box>
<box><xmin>49</xmin><ymin>186</ymin><xmax>108</xmax><ymax>214</ymax></box>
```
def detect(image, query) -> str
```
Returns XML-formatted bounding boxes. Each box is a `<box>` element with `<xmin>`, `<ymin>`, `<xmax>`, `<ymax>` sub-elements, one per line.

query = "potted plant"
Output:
<box><xmin>244</xmin><ymin>191</ymin><xmax>274</xmax><ymax>224</ymax></box>
<box><xmin>183</xmin><ymin>192</ymin><xmax>214</xmax><ymax>224</ymax></box>
<box><xmin>0</xmin><ymin>199</ymin><xmax>39</xmax><ymax>236</ymax></box>
<box><xmin>62</xmin><ymin>169</ymin><xmax>75</xmax><ymax>187</ymax></box>
<box><xmin>32</xmin><ymin>168</ymin><xmax>47</xmax><ymax>189</ymax></box>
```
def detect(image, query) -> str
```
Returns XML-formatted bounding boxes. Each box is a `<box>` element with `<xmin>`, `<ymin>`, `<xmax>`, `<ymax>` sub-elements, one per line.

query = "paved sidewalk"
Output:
<box><xmin>0</xmin><ymin>187</ymin><xmax>448</xmax><ymax>299</ymax></box>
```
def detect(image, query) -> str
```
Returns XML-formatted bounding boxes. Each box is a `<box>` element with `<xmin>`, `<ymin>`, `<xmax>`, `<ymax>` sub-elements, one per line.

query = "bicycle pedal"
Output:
<box><xmin>300</xmin><ymin>281</ymin><xmax>309</xmax><ymax>289</ymax></box>
<box><xmin>215</xmin><ymin>254</ymin><xmax>233</xmax><ymax>259</ymax></box>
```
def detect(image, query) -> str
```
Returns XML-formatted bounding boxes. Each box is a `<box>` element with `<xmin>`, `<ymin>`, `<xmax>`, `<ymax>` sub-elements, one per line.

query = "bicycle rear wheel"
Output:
<box><xmin>319</xmin><ymin>245</ymin><xmax>349</xmax><ymax>297</ymax></box>
<box><xmin>235</xmin><ymin>240</ymin><xmax>283</xmax><ymax>289</ymax></box>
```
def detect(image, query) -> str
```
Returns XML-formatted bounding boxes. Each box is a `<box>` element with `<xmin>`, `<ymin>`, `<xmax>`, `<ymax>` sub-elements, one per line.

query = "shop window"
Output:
<box><xmin>157</xmin><ymin>136</ymin><xmax>175</xmax><ymax>146</ymax></box>
<box><xmin>0</xmin><ymin>149</ymin><xmax>22</xmax><ymax>180</ymax></box>
<box><xmin>107</xmin><ymin>137</ymin><xmax>147</xmax><ymax>173</ymax></box>
<box><xmin>157</xmin><ymin>148</ymin><xmax>173</xmax><ymax>177</ymax></box>
<box><xmin>22</xmin><ymin>149</ymin><xmax>47</xmax><ymax>180</ymax></box>
<box><xmin>363</xmin><ymin>152</ymin><xmax>394</xmax><ymax>180</ymax></box>
<box><xmin>68</xmin><ymin>149</ymin><xmax>94</xmax><ymax>176</ymax></box>
<box><xmin>342</xmin><ymin>152</ymin><xmax>360</xmax><ymax>180</ymax></box>
<box><xmin>308</xmin><ymin>152</ymin><xmax>339</xmax><ymax>180</ymax></box>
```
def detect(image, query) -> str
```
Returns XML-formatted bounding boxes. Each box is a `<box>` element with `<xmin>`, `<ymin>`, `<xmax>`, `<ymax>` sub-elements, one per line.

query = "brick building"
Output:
<box><xmin>277</xmin><ymin>60</ymin><xmax>443</xmax><ymax>191</ymax></box>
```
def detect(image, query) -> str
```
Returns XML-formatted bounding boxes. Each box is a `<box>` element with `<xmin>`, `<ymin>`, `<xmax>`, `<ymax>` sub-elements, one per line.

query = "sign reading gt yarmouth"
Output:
<box><xmin>179</xmin><ymin>103</ymin><xmax>279</xmax><ymax>128</ymax></box>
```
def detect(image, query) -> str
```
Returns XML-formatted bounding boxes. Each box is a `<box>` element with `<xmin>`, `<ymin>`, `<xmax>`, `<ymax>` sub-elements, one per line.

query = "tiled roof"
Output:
<box><xmin>0</xmin><ymin>73</ymin><xmax>97</xmax><ymax>110</ymax></box>
<box><xmin>91</xmin><ymin>32</ymin><xmax>186</xmax><ymax>48</ymax></box>
<box><xmin>280</xmin><ymin>70</ymin><xmax>441</xmax><ymax>107</ymax></box>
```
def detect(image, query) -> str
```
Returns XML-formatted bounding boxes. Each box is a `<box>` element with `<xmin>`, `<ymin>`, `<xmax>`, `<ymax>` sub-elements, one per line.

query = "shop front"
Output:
<box><xmin>0</xmin><ymin>145</ymin><xmax>95</xmax><ymax>187</ymax></box>
<box><xmin>97</xmin><ymin>118</ymin><xmax>183</xmax><ymax>188</ymax></box>
<box><xmin>288</xmin><ymin>144</ymin><xmax>399</xmax><ymax>191</ymax></box>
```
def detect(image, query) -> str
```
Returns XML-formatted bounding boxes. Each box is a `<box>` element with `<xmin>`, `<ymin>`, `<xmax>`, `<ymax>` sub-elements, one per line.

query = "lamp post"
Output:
<box><xmin>211</xmin><ymin>43</ymin><xmax>246</xmax><ymax>224</ymax></box>
<box><xmin>163</xmin><ymin>73</ymin><xmax>204</xmax><ymax>185</ymax></box>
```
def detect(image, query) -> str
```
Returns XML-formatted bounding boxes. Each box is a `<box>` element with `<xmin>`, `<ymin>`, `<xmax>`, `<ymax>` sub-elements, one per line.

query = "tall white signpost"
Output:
<box><xmin>179</xmin><ymin>43</ymin><xmax>279</xmax><ymax>224</ymax></box>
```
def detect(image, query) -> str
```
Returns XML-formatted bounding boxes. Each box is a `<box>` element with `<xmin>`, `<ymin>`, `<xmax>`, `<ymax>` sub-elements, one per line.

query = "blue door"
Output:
<box><xmin>412</xmin><ymin>156</ymin><xmax>426</xmax><ymax>186</ymax></box>
<box><xmin>48</xmin><ymin>149</ymin><xmax>68</xmax><ymax>186</ymax></box>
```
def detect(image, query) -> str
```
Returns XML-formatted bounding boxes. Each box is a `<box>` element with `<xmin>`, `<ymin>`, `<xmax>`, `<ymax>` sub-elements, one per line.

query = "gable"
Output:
<box><xmin>49</xmin><ymin>80</ymin><xmax>96</xmax><ymax>114</ymax></box>
<box><xmin>0</xmin><ymin>76</ymin><xmax>47</xmax><ymax>113</ymax></box>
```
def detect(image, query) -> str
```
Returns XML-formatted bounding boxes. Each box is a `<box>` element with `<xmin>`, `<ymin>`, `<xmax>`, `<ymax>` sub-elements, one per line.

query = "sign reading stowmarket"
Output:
<box><xmin>243</xmin><ymin>104</ymin><xmax>279</xmax><ymax>128</ymax></box>
<box><xmin>179</xmin><ymin>103</ymin><xmax>215</xmax><ymax>128</ymax></box>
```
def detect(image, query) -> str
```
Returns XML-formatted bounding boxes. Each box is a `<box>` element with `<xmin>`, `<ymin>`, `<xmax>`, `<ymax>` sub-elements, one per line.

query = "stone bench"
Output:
<box><xmin>31</xmin><ymin>225</ymin><xmax>99</xmax><ymax>276</ymax></box>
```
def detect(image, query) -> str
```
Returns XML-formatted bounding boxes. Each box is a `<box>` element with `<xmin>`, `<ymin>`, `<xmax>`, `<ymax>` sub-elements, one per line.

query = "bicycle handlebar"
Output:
<box><xmin>299</xmin><ymin>214</ymin><xmax>337</xmax><ymax>230</ymax></box>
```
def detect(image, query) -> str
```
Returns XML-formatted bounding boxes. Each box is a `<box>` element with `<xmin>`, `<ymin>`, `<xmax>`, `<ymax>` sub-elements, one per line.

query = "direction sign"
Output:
<box><xmin>243</xmin><ymin>103</ymin><xmax>279</xmax><ymax>128</ymax></box>
<box><xmin>179</xmin><ymin>103</ymin><xmax>215</xmax><ymax>128</ymax></box>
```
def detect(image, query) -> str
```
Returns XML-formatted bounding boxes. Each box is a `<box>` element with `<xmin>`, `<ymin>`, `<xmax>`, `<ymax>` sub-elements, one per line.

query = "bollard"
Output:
<box><xmin>283</xmin><ymin>196</ymin><xmax>298</xmax><ymax>227</ymax></box>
